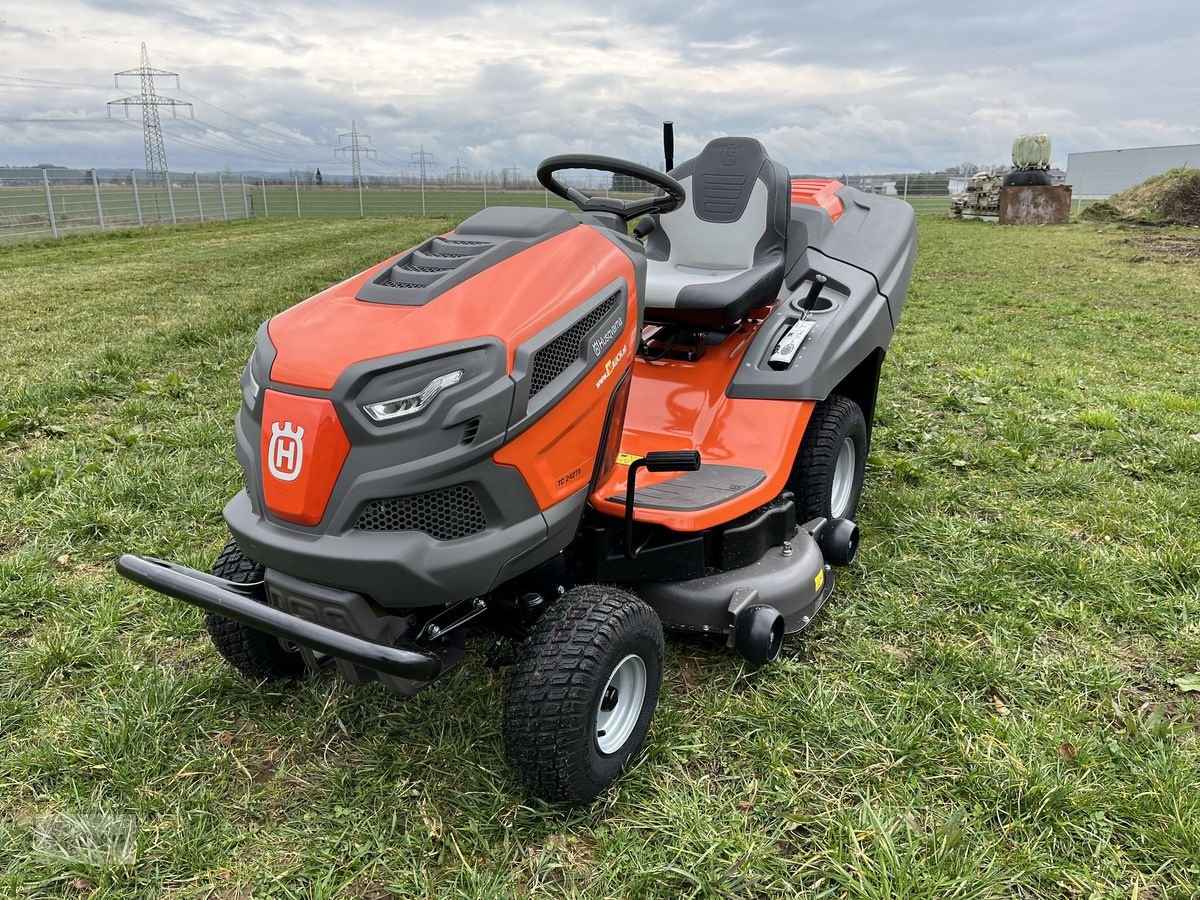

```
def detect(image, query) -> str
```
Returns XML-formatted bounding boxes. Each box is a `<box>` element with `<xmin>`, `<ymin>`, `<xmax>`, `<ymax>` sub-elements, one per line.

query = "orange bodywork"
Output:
<box><xmin>260</xmin><ymin>390</ymin><xmax>350</xmax><ymax>526</ymax></box>
<box><xmin>790</xmin><ymin>179</ymin><xmax>845</xmax><ymax>222</ymax></box>
<box><xmin>494</xmin><ymin>293</ymin><xmax>639</xmax><ymax>511</ymax></box>
<box><xmin>267</xmin><ymin>225</ymin><xmax>636</xmax><ymax>391</ymax></box>
<box><xmin>589</xmin><ymin>325</ymin><xmax>815</xmax><ymax>531</ymax></box>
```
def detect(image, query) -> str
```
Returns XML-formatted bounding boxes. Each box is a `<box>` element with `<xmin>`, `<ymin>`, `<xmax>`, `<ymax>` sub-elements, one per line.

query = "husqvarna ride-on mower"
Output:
<box><xmin>118</xmin><ymin>132</ymin><xmax>916</xmax><ymax>802</ymax></box>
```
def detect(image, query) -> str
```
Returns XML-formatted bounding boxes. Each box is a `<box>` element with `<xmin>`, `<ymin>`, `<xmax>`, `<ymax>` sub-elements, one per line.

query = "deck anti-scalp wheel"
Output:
<box><xmin>205</xmin><ymin>538</ymin><xmax>304</xmax><ymax>681</ymax></box>
<box><xmin>789</xmin><ymin>394</ymin><xmax>868</xmax><ymax>522</ymax></box>
<box><xmin>502</xmin><ymin>585</ymin><xmax>664</xmax><ymax>803</ymax></box>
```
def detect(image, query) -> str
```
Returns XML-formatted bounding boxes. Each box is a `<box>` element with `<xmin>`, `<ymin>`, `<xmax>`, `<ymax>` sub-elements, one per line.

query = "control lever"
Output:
<box><xmin>624</xmin><ymin>450</ymin><xmax>701</xmax><ymax>558</ymax></box>
<box><xmin>801</xmin><ymin>273</ymin><xmax>827</xmax><ymax>312</ymax></box>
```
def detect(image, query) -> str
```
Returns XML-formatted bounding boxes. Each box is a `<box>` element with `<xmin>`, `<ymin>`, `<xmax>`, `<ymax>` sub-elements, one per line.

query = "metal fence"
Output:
<box><xmin>0</xmin><ymin>165</ymin><xmax>1108</xmax><ymax>244</ymax></box>
<box><xmin>0</xmin><ymin>167</ymin><xmax>605</xmax><ymax>243</ymax></box>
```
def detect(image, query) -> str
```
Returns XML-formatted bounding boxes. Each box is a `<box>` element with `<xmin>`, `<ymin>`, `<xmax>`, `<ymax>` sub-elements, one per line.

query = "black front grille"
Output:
<box><xmin>529</xmin><ymin>292</ymin><xmax>620</xmax><ymax>397</ymax></box>
<box><xmin>353</xmin><ymin>485</ymin><xmax>487</xmax><ymax>540</ymax></box>
<box><xmin>378</xmin><ymin>279</ymin><xmax>423</xmax><ymax>289</ymax></box>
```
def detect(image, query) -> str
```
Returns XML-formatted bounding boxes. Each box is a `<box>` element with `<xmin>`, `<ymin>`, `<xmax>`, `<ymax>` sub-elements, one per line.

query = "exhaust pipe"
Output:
<box><xmin>734</xmin><ymin>604</ymin><xmax>784</xmax><ymax>665</ymax></box>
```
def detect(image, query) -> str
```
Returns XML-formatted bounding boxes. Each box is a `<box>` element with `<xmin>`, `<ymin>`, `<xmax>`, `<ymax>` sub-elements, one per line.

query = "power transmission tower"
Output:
<box><xmin>335</xmin><ymin>121</ymin><xmax>377</xmax><ymax>216</ymax></box>
<box><xmin>107</xmin><ymin>42</ymin><xmax>192</xmax><ymax>185</ymax></box>
<box><xmin>409</xmin><ymin>145</ymin><xmax>435</xmax><ymax>184</ymax></box>
<box><xmin>409</xmin><ymin>145</ymin><xmax>435</xmax><ymax>216</ymax></box>
<box><xmin>502</xmin><ymin>165</ymin><xmax>521</xmax><ymax>188</ymax></box>
<box><xmin>447</xmin><ymin>155</ymin><xmax>468</xmax><ymax>185</ymax></box>
<box><xmin>335</xmin><ymin>121</ymin><xmax>377</xmax><ymax>189</ymax></box>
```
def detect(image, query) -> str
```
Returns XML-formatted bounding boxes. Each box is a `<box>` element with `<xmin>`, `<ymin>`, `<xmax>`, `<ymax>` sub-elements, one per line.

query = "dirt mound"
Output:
<box><xmin>1082</xmin><ymin>168</ymin><xmax>1200</xmax><ymax>225</ymax></box>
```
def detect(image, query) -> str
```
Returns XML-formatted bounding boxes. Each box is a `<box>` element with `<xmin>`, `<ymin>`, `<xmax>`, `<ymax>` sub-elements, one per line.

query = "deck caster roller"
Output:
<box><xmin>734</xmin><ymin>605</ymin><xmax>785</xmax><ymax>665</ymax></box>
<box><xmin>818</xmin><ymin>518</ymin><xmax>860</xmax><ymax>566</ymax></box>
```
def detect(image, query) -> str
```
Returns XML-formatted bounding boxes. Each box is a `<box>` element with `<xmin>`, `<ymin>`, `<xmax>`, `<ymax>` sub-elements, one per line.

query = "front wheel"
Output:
<box><xmin>205</xmin><ymin>539</ymin><xmax>304</xmax><ymax>681</ymax></box>
<box><xmin>502</xmin><ymin>585</ymin><xmax>664</xmax><ymax>803</ymax></box>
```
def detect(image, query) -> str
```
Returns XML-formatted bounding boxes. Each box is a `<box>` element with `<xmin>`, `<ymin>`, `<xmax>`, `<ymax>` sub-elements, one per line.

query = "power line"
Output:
<box><xmin>0</xmin><ymin>73</ymin><xmax>103</xmax><ymax>89</ymax></box>
<box><xmin>175</xmin><ymin>88</ymin><xmax>317</xmax><ymax>148</ymax></box>
<box><xmin>177</xmin><ymin>118</ymin><xmax>319</xmax><ymax>164</ymax></box>
<box><xmin>107</xmin><ymin>43</ymin><xmax>192</xmax><ymax>184</ymax></box>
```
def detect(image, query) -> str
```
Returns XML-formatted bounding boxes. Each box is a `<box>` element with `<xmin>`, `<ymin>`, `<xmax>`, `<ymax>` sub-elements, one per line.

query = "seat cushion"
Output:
<box><xmin>644</xmin><ymin>257</ymin><xmax>784</xmax><ymax>325</ymax></box>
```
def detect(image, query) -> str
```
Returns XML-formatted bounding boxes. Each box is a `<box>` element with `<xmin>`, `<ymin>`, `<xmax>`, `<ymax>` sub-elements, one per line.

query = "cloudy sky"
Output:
<box><xmin>2</xmin><ymin>1</ymin><xmax>1198</xmax><ymax>178</ymax></box>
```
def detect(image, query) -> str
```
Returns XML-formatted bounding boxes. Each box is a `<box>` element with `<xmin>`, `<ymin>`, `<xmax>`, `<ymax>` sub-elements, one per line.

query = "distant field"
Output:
<box><xmin>0</xmin><ymin>185</ymin><xmax>581</xmax><ymax>242</ymax></box>
<box><xmin>2</xmin><ymin>216</ymin><xmax>1199</xmax><ymax>897</ymax></box>
<box><xmin>1</xmin><ymin>184</ymin><xmax>960</xmax><ymax>243</ymax></box>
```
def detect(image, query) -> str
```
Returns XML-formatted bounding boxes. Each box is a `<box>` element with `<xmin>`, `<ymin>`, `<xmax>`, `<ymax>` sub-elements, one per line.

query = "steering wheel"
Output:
<box><xmin>537</xmin><ymin>154</ymin><xmax>686</xmax><ymax>221</ymax></box>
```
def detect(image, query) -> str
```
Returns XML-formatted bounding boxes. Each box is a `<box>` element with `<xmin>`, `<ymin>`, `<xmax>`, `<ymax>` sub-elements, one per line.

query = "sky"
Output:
<box><xmin>2</xmin><ymin>1</ymin><xmax>1199</xmax><ymax>179</ymax></box>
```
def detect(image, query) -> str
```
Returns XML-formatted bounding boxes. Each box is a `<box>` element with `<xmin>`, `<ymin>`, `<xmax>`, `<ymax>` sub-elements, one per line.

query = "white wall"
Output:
<box><xmin>1067</xmin><ymin>144</ymin><xmax>1200</xmax><ymax>198</ymax></box>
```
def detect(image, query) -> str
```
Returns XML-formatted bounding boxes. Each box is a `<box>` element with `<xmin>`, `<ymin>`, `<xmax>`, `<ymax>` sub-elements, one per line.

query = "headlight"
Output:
<box><xmin>363</xmin><ymin>369</ymin><xmax>464</xmax><ymax>422</ymax></box>
<box><xmin>242</xmin><ymin>355</ymin><xmax>262</xmax><ymax>408</ymax></box>
<box><xmin>244</xmin><ymin>359</ymin><xmax>260</xmax><ymax>400</ymax></box>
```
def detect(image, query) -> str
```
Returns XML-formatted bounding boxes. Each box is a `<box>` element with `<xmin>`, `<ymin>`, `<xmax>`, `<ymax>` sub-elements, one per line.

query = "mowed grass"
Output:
<box><xmin>1</xmin><ymin>215</ymin><xmax>1199</xmax><ymax>898</ymax></box>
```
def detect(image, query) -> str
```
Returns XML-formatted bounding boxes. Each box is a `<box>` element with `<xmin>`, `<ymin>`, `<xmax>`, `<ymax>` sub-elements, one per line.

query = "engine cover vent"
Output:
<box><xmin>529</xmin><ymin>291</ymin><xmax>620</xmax><ymax>398</ymax></box>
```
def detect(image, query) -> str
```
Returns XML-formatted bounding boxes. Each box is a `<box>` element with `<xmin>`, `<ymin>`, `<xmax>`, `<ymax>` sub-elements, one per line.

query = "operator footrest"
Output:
<box><xmin>609</xmin><ymin>464</ymin><xmax>766</xmax><ymax>512</ymax></box>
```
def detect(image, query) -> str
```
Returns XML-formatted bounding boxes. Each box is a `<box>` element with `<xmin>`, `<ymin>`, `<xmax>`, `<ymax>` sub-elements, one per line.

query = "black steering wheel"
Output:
<box><xmin>537</xmin><ymin>154</ymin><xmax>686</xmax><ymax>221</ymax></box>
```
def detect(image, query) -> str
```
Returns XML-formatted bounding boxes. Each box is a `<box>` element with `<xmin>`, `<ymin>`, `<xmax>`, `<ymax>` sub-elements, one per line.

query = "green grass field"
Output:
<box><xmin>2</xmin><ymin>215</ymin><xmax>1199</xmax><ymax>898</ymax></box>
<box><xmin>1</xmin><ymin>186</ymin><xmax>957</xmax><ymax>242</ymax></box>
<box><xmin>0</xmin><ymin>186</ymin><xmax>588</xmax><ymax>241</ymax></box>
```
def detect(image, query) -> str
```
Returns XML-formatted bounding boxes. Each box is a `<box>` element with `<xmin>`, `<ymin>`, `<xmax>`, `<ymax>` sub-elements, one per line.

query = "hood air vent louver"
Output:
<box><xmin>355</xmin><ymin>207</ymin><xmax>578</xmax><ymax>307</ymax></box>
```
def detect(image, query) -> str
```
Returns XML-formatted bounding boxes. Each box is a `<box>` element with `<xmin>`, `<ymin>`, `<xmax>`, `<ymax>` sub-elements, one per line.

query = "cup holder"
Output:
<box><xmin>791</xmin><ymin>295</ymin><xmax>835</xmax><ymax>313</ymax></box>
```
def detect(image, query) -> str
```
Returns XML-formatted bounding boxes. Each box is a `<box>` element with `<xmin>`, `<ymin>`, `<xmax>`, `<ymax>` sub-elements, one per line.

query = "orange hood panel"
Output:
<box><xmin>267</xmin><ymin>225</ymin><xmax>633</xmax><ymax>391</ymax></box>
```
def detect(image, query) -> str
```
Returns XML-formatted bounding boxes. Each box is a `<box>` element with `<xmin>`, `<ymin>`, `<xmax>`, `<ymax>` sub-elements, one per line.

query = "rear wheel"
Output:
<box><xmin>205</xmin><ymin>539</ymin><xmax>303</xmax><ymax>681</ymax></box>
<box><xmin>789</xmin><ymin>395</ymin><xmax>868</xmax><ymax>521</ymax></box>
<box><xmin>502</xmin><ymin>585</ymin><xmax>664</xmax><ymax>803</ymax></box>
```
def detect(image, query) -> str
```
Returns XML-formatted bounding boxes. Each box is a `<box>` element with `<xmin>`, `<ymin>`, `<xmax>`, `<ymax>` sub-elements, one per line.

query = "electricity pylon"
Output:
<box><xmin>108</xmin><ymin>43</ymin><xmax>192</xmax><ymax>184</ymax></box>
<box><xmin>335</xmin><ymin>121</ymin><xmax>377</xmax><ymax>189</ymax></box>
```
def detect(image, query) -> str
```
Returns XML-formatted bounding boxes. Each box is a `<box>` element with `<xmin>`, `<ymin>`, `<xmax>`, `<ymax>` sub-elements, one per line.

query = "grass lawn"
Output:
<box><xmin>1</xmin><ymin>215</ymin><xmax>1199</xmax><ymax>898</ymax></box>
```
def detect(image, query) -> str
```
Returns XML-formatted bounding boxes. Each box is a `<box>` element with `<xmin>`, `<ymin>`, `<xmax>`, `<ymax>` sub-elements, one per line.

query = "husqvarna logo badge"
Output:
<box><xmin>268</xmin><ymin>421</ymin><xmax>304</xmax><ymax>481</ymax></box>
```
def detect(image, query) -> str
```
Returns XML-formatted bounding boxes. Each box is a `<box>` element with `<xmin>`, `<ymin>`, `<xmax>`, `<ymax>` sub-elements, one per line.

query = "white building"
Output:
<box><xmin>1066</xmin><ymin>143</ymin><xmax>1200</xmax><ymax>198</ymax></box>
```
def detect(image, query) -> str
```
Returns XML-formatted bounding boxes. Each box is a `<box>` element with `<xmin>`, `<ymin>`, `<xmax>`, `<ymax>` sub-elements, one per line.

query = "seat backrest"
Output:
<box><xmin>646</xmin><ymin>137</ymin><xmax>790</xmax><ymax>270</ymax></box>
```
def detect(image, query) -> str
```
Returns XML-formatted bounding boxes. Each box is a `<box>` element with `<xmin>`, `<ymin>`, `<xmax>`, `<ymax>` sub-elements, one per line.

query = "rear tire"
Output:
<box><xmin>205</xmin><ymin>539</ymin><xmax>303</xmax><ymax>681</ymax></box>
<box><xmin>502</xmin><ymin>585</ymin><xmax>664</xmax><ymax>803</ymax></box>
<box><xmin>789</xmin><ymin>395</ymin><xmax>868</xmax><ymax>522</ymax></box>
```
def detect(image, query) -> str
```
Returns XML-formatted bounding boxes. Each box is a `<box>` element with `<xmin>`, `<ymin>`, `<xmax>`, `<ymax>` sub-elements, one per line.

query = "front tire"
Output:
<box><xmin>205</xmin><ymin>539</ymin><xmax>304</xmax><ymax>681</ymax></box>
<box><xmin>789</xmin><ymin>395</ymin><xmax>868</xmax><ymax>521</ymax></box>
<box><xmin>502</xmin><ymin>585</ymin><xmax>664</xmax><ymax>803</ymax></box>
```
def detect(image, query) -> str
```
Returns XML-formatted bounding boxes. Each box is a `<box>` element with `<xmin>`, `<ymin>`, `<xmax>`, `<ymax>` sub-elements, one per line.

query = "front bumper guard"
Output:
<box><xmin>116</xmin><ymin>554</ymin><xmax>443</xmax><ymax>681</ymax></box>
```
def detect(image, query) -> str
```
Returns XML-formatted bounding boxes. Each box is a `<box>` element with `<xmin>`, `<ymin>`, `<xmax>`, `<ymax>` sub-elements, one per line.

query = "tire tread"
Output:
<box><xmin>205</xmin><ymin>539</ymin><xmax>303</xmax><ymax>681</ymax></box>
<box><xmin>502</xmin><ymin>585</ymin><xmax>663</xmax><ymax>803</ymax></box>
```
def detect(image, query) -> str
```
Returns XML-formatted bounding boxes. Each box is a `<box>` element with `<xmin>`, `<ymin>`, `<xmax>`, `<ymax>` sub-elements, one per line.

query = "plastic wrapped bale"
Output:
<box><xmin>1012</xmin><ymin>133</ymin><xmax>1051</xmax><ymax>169</ymax></box>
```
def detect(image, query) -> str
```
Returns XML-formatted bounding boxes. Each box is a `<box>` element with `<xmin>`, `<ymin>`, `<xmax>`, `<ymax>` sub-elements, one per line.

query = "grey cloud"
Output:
<box><xmin>3</xmin><ymin>0</ymin><xmax>1199</xmax><ymax>176</ymax></box>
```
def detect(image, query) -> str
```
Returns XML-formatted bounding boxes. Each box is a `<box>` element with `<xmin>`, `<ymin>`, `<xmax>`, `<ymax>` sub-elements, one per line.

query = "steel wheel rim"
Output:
<box><xmin>830</xmin><ymin>437</ymin><xmax>856</xmax><ymax>518</ymax></box>
<box><xmin>595</xmin><ymin>654</ymin><xmax>647</xmax><ymax>755</ymax></box>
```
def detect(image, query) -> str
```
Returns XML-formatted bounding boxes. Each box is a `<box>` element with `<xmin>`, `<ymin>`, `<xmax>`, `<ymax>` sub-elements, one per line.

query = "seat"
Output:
<box><xmin>644</xmin><ymin>137</ymin><xmax>790</xmax><ymax>326</ymax></box>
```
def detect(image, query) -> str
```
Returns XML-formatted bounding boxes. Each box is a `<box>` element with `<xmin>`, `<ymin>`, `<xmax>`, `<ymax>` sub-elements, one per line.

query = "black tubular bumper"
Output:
<box><xmin>115</xmin><ymin>554</ymin><xmax>443</xmax><ymax>681</ymax></box>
